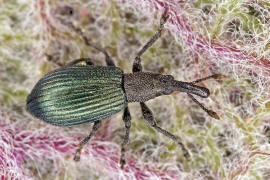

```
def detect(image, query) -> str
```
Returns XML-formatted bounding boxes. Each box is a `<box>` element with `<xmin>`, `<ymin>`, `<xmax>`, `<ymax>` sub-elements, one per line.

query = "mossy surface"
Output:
<box><xmin>1</xmin><ymin>0</ymin><xmax>270</xmax><ymax>179</ymax></box>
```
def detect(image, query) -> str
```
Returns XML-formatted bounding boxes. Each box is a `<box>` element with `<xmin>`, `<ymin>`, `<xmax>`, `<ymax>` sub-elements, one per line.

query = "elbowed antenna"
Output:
<box><xmin>169</xmin><ymin>79</ymin><xmax>219</xmax><ymax>120</ymax></box>
<box><xmin>171</xmin><ymin>80</ymin><xmax>210</xmax><ymax>98</ymax></box>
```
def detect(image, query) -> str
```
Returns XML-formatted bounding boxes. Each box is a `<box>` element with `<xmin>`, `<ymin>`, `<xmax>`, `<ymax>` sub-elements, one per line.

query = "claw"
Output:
<box><xmin>120</xmin><ymin>146</ymin><xmax>126</xmax><ymax>169</ymax></box>
<box><xmin>160</xmin><ymin>8</ymin><xmax>170</xmax><ymax>26</ymax></box>
<box><xmin>74</xmin><ymin>145</ymin><xmax>82</xmax><ymax>161</ymax></box>
<box><xmin>207</xmin><ymin>110</ymin><xmax>220</xmax><ymax>120</ymax></box>
<box><xmin>120</xmin><ymin>158</ymin><xmax>126</xmax><ymax>169</ymax></box>
<box><xmin>182</xmin><ymin>147</ymin><xmax>190</xmax><ymax>159</ymax></box>
<box><xmin>212</xmin><ymin>74</ymin><xmax>227</xmax><ymax>81</ymax></box>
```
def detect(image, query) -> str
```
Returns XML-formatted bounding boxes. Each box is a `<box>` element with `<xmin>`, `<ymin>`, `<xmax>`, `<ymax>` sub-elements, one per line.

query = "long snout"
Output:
<box><xmin>171</xmin><ymin>80</ymin><xmax>210</xmax><ymax>98</ymax></box>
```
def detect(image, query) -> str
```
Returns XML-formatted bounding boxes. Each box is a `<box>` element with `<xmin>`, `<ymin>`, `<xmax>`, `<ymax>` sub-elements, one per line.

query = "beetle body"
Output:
<box><xmin>27</xmin><ymin>65</ymin><xmax>126</xmax><ymax>126</ymax></box>
<box><xmin>27</xmin><ymin>63</ymin><xmax>210</xmax><ymax>126</ymax></box>
<box><xmin>26</xmin><ymin>9</ymin><xmax>220</xmax><ymax>167</ymax></box>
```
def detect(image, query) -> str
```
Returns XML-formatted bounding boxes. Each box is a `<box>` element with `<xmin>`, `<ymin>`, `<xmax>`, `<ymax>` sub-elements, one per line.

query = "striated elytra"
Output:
<box><xmin>26</xmin><ymin>10</ymin><xmax>221</xmax><ymax>168</ymax></box>
<box><xmin>27</xmin><ymin>65</ymin><xmax>126</xmax><ymax>126</ymax></box>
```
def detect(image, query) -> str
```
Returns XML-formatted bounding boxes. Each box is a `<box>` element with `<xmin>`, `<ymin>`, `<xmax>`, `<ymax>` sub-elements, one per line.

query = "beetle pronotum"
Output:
<box><xmin>26</xmin><ymin>9</ymin><xmax>222</xmax><ymax>168</ymax></box>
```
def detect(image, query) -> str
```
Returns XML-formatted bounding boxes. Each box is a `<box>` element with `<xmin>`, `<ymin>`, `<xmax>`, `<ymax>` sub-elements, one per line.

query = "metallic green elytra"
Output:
<box><xmin>26</xmin><ymin>65</ymin><xmax>127</xmax><ymax>126</ymax></box>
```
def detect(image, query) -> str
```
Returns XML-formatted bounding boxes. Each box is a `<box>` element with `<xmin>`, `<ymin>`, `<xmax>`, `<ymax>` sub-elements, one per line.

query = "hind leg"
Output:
<box><xmin>74</xmin><ymin>121</ymin><xmax>102</xmax><ymax>161</ymax></box>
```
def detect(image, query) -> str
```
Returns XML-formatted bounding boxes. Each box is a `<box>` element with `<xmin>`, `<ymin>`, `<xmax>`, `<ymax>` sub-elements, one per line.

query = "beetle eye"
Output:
<box><xmin>166</xmin><ymin>75</ymin><xmax>174</xmax><ymax>80</ymax></box>
<box><xmin>161</xmin><ymin>75</ymin><xmax>174</xmax><ymax>83</ymax></box>
<box><xmin>60</xmin><ymin>5</ymin><xmax>74</xmax><ymax>16</ymax></box>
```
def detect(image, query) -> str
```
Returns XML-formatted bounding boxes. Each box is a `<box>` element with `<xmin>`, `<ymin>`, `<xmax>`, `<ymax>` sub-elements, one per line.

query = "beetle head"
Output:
<box><xmin>154</xmin><ymin>74</ymin><xmax>175</xmax><ymax>96</ymax></box>
<box><xmin>155</xmin><ymin>74</ymin><xmax>210</xmax><ymax>98</ymax></box>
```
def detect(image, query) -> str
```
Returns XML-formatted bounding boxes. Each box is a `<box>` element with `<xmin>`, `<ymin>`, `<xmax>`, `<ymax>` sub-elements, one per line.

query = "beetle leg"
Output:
<box><xmin>68</xmin><ymin>22</ymin><xmax>116</xmax><ymax>67</ymax></box>
<box><xmin>45</xmin><ymin>53</ymin><xmax>65</xmax><ymax>67</ymax></box>
<box><xmin>74</xmin><ymin>121</ymin><xmax>102</xmax><ymax>161</ymax></box>
<box><xmin>139</xmin><ymin>102</ymin><xmax>190</xmax><ymax>158</ymax></box>
<box><xmin>66</xmin><ymin>58</ymin><xmax>94</xmax><ymax>66</ymax></box>
<box><xmin>191</xmin><ymin>74</ymin><xmax>227</xmax><ymax>84</ymax></box>
<box><xmin>132</xmin><ymin>9</ymin><xmax>169</xmax><ymax>72</ymax></box>
<box><xmin>120</xmin><ymin>107</ymin><xmax>131</xmax><ymax>169</ymax></box>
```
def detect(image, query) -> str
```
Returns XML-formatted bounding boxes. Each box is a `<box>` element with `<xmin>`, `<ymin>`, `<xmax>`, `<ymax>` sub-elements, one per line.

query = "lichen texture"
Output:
<box><xmin>1</xmin><ymin>0</ymin><xmax>270</xmax><ymax>179</ymax></box>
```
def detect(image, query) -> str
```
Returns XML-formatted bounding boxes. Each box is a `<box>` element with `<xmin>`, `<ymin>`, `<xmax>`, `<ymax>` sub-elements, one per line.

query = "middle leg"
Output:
<box><xmin>120</xmin><ymin>107</ymin><xmax>131</xmax><ymax>169</ymax></box>
<box><xmin>66</xmin><ymin>21</ymin><xmax>116</xmax><ymax>67</ymax></box>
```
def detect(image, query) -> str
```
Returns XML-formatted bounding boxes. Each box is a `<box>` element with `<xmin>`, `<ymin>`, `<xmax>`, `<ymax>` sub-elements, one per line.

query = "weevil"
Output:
<box><xmin>26</xmin><ymin>10</ymin><xmax>222</xmax><ymax>168</ymax></box>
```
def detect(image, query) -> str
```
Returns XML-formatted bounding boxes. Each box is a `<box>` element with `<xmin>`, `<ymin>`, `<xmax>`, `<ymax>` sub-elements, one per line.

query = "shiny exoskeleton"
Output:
<box><xmin>26</xmin><ymin>10</ymin><xmax>221</xmax><ymax>168</ymax></box>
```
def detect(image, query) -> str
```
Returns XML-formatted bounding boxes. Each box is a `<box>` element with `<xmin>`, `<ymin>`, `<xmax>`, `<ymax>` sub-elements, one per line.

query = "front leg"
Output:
<box><xmin>140</xmin><ymin>102</ymin><xmax>190</xmax><ymax>158</ymax></box>
<box><xmin>133</xmin><ymin>9</ymin><xmax>169</xmax><ymax>72</ymax></box>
